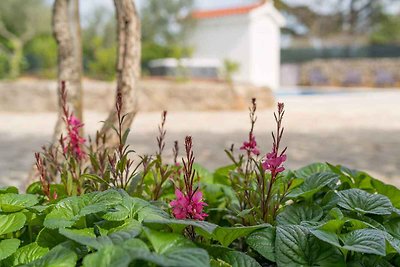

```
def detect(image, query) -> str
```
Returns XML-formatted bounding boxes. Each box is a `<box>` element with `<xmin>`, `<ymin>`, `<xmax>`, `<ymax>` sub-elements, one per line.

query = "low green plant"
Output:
<box><xmin>1</xmin><ymin>85</ymin><xmax>399</xmax><ymax>266</ymax></box>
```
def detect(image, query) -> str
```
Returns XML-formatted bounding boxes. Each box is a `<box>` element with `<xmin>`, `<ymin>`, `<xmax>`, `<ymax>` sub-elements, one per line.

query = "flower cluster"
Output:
<box><xmin>65</xmin><ymin>115</ymin><xmax>86</xmax><ymax>160</ymax></box>
<box><xmin>240</xmin><ymin>134</ymin><xmax>260</xmax><ymax>156</ymax></box>
<box><xmin>262</xmin><ymin>102</ymin><xmax>287</xmax><ymax>177</ymax></box>
<box><xmin>171</xmin><ymin>189</ymin><xmax>207</xmax><ymax>220</ymax></box>
<box><xmin>262</xmin><ymin>151</ymin><xmax>287</xmax><ymax>174</ymax></box>
<box><xmin>170</xmin><ymin>136</ymin><xmax>208</xmax><ymax>220</ymax></box>
<box><xmin>59</xmin><ymin>81</ymin><xmax>86</xmax><ymax>161</ymax></box>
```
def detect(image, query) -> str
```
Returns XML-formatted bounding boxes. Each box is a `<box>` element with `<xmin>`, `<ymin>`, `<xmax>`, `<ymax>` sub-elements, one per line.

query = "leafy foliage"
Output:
<box><xmin>2</xmin><ymin>100</ymin><xmax>400</xmax><ymax>266</ymax></box>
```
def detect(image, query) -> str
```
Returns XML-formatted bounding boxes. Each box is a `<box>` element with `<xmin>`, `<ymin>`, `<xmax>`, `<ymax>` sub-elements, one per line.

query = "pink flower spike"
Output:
<box><xmin>170</xmin><ymin>189</ymin><xmax>208</xmax><ymax>220</ymax></box>
<box><xmin>240</xmin><ymin>134</ymin><xmax>260</xmax><ymax>156</ymax></box>
<box><xmin>65</xmin><ymin>114</ymin><xmax>86</xmax><ymax>160</ymax></box>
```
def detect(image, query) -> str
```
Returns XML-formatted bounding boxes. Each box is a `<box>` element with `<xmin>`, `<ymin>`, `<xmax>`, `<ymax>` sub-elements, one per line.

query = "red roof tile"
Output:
<box><xmin>192</xmin><ymin>2</ymin><xmax>263</xmax><ymax>19</ymax></box>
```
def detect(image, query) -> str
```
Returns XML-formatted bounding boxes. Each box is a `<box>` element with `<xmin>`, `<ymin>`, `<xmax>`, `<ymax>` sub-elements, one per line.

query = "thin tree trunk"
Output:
<box><xmin>25</xmin><ymin>0</ymin><xmax>83</xmax><ymax>187</ymax></box>
<box><xmin>99</xmin><ymin>0</ymin><xmax>141</xmax><ymax>147</ymax></box>
<box><xmin>52</xmin><ymin>0</ymin><xmax>83</xmax><ymax>139</ymax></box>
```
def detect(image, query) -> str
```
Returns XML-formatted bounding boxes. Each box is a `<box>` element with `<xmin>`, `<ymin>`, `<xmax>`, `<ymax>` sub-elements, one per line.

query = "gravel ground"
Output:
<box><xmin>1</xmin><ymin>90</ymin><xmax>399</xmax><ymax>188</ymax></box>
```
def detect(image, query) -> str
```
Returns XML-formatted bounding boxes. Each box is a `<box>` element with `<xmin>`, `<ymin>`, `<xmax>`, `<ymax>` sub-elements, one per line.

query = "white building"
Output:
<box><xmin>187</xmin><ymin>1</ymin><xmax>285</xmax><ymax>90</ymax></box>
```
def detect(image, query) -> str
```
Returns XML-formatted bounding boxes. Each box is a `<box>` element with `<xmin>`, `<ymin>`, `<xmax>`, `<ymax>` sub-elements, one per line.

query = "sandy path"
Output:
<box><xmin>1</xmin><ymin>90</ymin><xmax>399</xmax><ymax>188</ymax></box>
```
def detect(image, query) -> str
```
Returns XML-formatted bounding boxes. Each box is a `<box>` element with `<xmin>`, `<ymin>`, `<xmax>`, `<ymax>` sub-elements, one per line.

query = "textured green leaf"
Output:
<box><xmin>340</xmin><ymin>229</ymin><xmax>386</xmax><ymax>256</ymax></box>
<box><xmin>385</xmin><ymin>218</ymin><xmax>400</xmax><ymax>239</ymax></box>
<box><xmin>0</xmin><ymin>212</ymin><xmax>26</xmax><ymax>235</ymax></box>
<box><xmin>337</xmin><ymin>189</ymin><xmax>393</xmax><ymax>215</ymax></box>
<box><xmin>246</xmin><ymin>226</ymin><xmax>276</xmax><ymax>262</ymax></box>
<box><xmin>206</xmin><ymin>245</ymin><xmax>261</xmax><ymax>267</ymax></box>
<box><xmin>144</xmin><ymin>218</ymin><xmax>217</xmax><ymax>235</ymax></box>
<box><xmin>25</xmin><ymin>242</ymin><xmax>78</xmax><ymax>267</ymax></box>
<box><xmin>8</xmin><ymin>242</ymin><xmax>49</xmax><ymax>265</ymax></box>
<box><xmin>145</xmin><ymin>218</ymin><xmax>268</xmax><ymax>247</ymax></box>
<box><xmin>161</xmin><ymin>247</ymin><xmax>210</xmax><ymax>267</ymax></box>
<box><xmin>44</xmin><ymin>190</ymin><xmax>122</xmax><ymax>228</ymax></box>
<box><xmin>212</xmin><ymin>224</ymin><xmax>270</xmax><ymax>247</ymax></box>
<box><xmin>0</xmin><ymin>186</ymin><xmax>18</xmax><ymax>194</ymax></box>
<box><xmin>288</xmin><ymin>172</ymin><xmax>339</xmax><ymax>199</ymax></box>
<box><xmin>370</xmin><ymin>178</ymin><xmax>400</xmax><ymax>208</ymax></box>
<box><xmin>60</xmin><ymin>219</ymin><xmax>142</xmax><ymax>250</ymax></box>
<box><xmin>294</xmin><ymin>163</ymin><xmax>330</xmax><ymax>179</ymax></box>
<box><xmin>0</xmin><ymin>239</ymin><xmax>20</xmax><ymax>261</ymax></box>
<box><xmin>144</xmin><ymin>228</ymin><xmax>195</xmax><ymax>254</ymax></box>
<box><xmin>276</xmin><ymin>203</ymin><xmax>323</xmax><ymax>225</ymax></box>
<box><xmin>102</xmin><ymin>196</ymin><xmax>169</xmax><ymax>222</ymax></box>
<box><xmin>36</xmin><ymin>228</ymin><xmax>68</xmax><ymax>248</ymax></box>
<box><xmin>82</xmin><ymin>245</ymin><xmax>132</xmax><ymax>267</ymax></box>
<box><xmin>276</xmin><ymin>225</ymin><xmax>344</xmax><ymax>267</ymax></box>
<box><xmin>0</xmin><ymin>193</ymin><xmax>39</xmax><ymax>212</ymax></box>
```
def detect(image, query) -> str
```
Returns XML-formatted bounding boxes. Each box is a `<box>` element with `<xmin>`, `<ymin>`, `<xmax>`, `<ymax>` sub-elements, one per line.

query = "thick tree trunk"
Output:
<box><xmin>52</xmin><ymin>0</ymin><xmax>83</xmax><ymax>139</ymax></box>
<box><xmin>99</xmin><ymin>0</ymin><xmax>141</xmax><ymax>147</ymax></box>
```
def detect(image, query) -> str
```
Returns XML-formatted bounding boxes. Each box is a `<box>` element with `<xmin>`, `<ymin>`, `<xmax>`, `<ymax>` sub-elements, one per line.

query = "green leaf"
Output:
<box><xmin>145</xmin><ymin>218</ymin><xmax>269</xmax><ymax>247</ymax></box>
<box><xmin>194</xmin><ymin>163</ymin><xmax>213</xmax><ymax>183</ymax></box>
<box><xmin>246</xmin><ymin>226</ymin><xmax>276</xmax><ymax>262</ymax></box>
<box><xmin>144</xmin><ymin>228</ymin><xmax>195</xmax><ymax>254</ymax></box>
<box><xmin>0</xmin><ymin>239</ymin><xmax>20</xmax><ymax>261</ymax></box>
<box><xmin>8</xmin><ymin>242</ymin><xmax>49</xmax><ymax>265</ymax></box>
<box><xmin>385</xmin><ymin>218</ymin><xmax>400</xmax><ymax>239</ymax></box>
<box><xmin>370</xmin><ymin>178</ymin><xmax>400</xmax><ymax>208</ymax></box>
<box><xmin>211</xmin><ymin>224</ymin><xmax>270</xmax><ymax>247</ymax></box>
<box><xmin>103</xmin><ymin>196</ymin><xmax>169</xmax><ymax>222</ymax></box>
<box><xmin>44</xmin><ymin>189</ymin><xmax>123</xmax><ymax>229</ymax></box>
<box><xmin>206</xmin><ymin>245</ymin><xmax>261</xmax><ymax>267</ymax></box>
<box><xmin>0</xmin><ymin>193</ymin><xmax>39</xmax><ymax>212</ymax></box>
<box><xmin>276</xmin><ymin>203</ymin><xmax>323</xmax><ymax>225</ymax></box>
<box><xmin>82</xmin><ymin>245</ymin><xmax>132</xmax><ymax>267</ymax></box>
<box><xmin>288</xmin><ymin>172</ymin><xmax>339</xmax><ymax>200</ymax></box>
<box><xmin>0</xmin><ymin>186</ymin><xmax>18</xmax><ymax>194</ymax></box>
<box><xmin>276</xmin><ymin>225</ymin><xmax>344</xmax><ymax>267</ymax></box>
<box><xmin>294</xmin><ymin>163</ymin><xmax>330</xmax><ymax>179</ymax></box>
<box><xmin>144</xmin><ymin>218</ymin><xmax>217</xmax><ymax>235</ymax></box>
<box><xmin>0</xmin><ymin>212</ymin><xmax>26</xmax><ymax>235</ymax></box>
<box><xmin>310</xmin><ymin>224</ymin><xmax>387</xmax><ymax>257</ymax></box>
<box><xmin>337</xmin><ymin>189</ymin><xmax>393</xmax><ymax>215</ymax></box>
<box><xmin>161</xmin><ymin>247</ymin><xmax>210</xmax><ymax>267</ymax></box>
<box><xmin>60</xmin><ymin>219</ymin><xmax>142</xmax><ymax>250</ymax></box>
<box><xmin>340</xmin><ymin>229</ymin><xmax>386</xmax><ymax>256</ymax></box>
<box><xmin>25</xmin><ymin>242</ymin><xmax>78</xmax><ymax>267</ymax></box>
<box><xmin>36</xmin><ymin>228</ymin><xmax>68</xmax><ymax>248</ymax></box>
<box><xmin>213</xmin><ymin>165</ymin><xmax>236</xmax><ymax>185</ymax></box>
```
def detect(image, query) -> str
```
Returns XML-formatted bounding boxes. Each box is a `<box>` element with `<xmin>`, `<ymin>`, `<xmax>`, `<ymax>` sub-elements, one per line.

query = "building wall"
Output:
<box><xmin>249</xmin><ymin>9</ymin><xmax>281</xmax><ymax>90</ymax></box>
<box><xmin>187</xmin><ymin>15</ymin><xmax>251</xmax><ymax>83</ymax></box>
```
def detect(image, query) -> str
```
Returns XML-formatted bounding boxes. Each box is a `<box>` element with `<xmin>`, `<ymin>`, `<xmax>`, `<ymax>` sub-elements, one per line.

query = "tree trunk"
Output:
<box><xmin>52</xmin><ymin>0</ymin><xmax>83</xmax><ymax>139</ymax></box>
<box><xmin>99</xmin><ymin>0</ymin><xmax>141</xmax><ymax>147</ymax></box>
<box><xmin>9</xmin><ymin>38</ymin><xmax>23</xmax><ymax>79</ymax></box>
<box><xmin>25</xmin><ymin>0</ymin><xmax>83</xmax><ymax>187</ymax></box>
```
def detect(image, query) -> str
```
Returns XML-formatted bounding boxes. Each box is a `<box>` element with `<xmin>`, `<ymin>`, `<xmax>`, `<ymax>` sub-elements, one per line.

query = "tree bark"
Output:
<box><xmin>99</xmin><ymin>0</ymin><xmax>141</xmax><ymax>147</ymax></box>
<box><xmin>52</xmin><ymin>0</ymin><xmax>83</xmax><ymax>139</ymax></box>
<box><xmin>25</xmin><ymin>0</ymin><xmax>83</xmax><ymax>187</ymax></box>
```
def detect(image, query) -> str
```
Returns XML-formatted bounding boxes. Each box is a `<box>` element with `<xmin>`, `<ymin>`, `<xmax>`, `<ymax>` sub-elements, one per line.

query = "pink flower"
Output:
<box><xmin>65</xmin><ymin>115</ymin><xmax>86</xmax><ymax>160</ymax></box>
<box><xmin>262</xmin><ymin>151</ymin><xmax>287</xmax><ymax>175</ymax></box>
<box><xmin>170</xmin><ymin>189</ymin><xmax>208</xmax><ymax>220</ymax></box>
<box><xmin>240</xmin><ymin>134</ymin><xmax>260</xmax><ymax>156</ymax></box>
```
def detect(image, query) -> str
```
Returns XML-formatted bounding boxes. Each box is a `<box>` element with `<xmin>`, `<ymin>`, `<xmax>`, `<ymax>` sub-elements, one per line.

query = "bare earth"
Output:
<box><xmin>1</xmin><ymin>90</ymin><xmax>399</xmax><ymax>188</ymax></box>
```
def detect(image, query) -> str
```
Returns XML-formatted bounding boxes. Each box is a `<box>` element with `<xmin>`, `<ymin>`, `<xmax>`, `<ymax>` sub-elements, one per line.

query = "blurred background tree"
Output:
<box><xmin>0</xmin><ymin>0</ymin><xmax>51</xmax><ymax>79</ymax></box>
<box><xmin>82</xmin><ymin>7</ymin><xmax>116</xmax><ymax>81</ymax></box>
<box><xmin>0</xmin><ymin>0</ymin><xmax>399</xmax><ymax>80</ymax></box>
<box><xmin>140</xmin><ymin>0</ymin><xmax>195</xmax><ymax>73</ymax></box>
<box><xmin>276</xmin><ymin>0</ymin><xmax>400</xmax><ymax>47</ymax></box>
